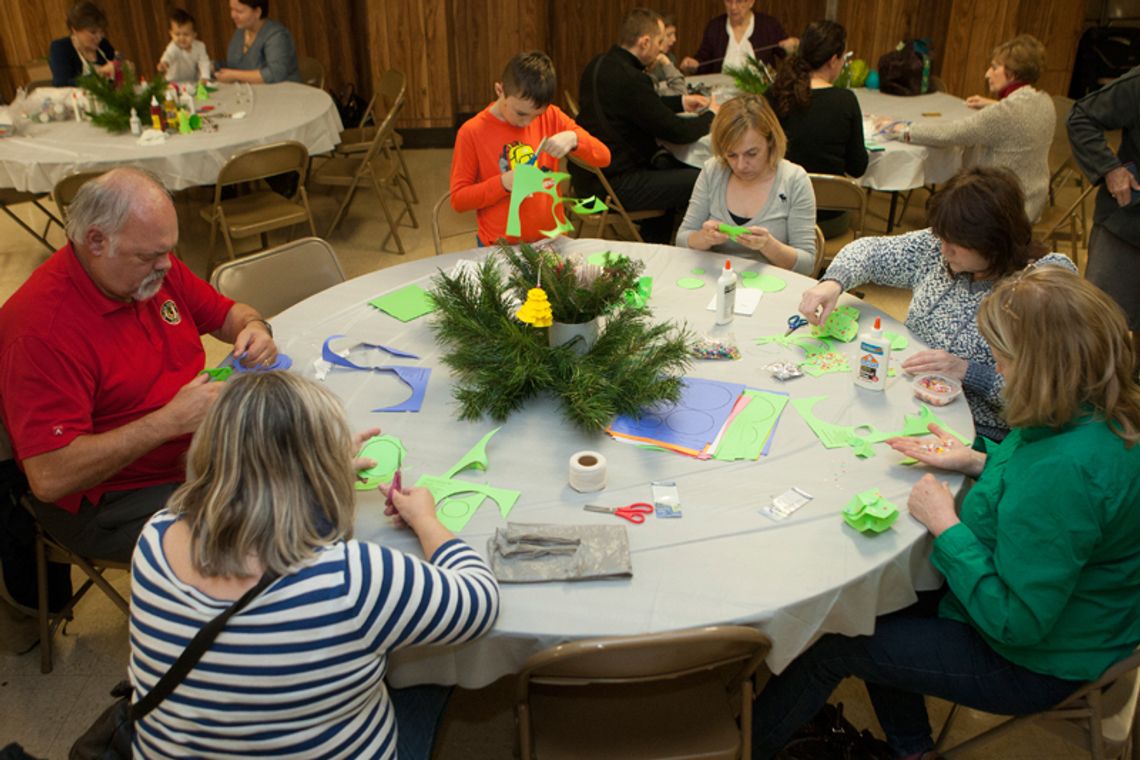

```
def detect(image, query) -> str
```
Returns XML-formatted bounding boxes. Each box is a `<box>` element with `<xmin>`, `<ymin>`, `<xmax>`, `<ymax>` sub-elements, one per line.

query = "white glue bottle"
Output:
<box><xmin>854</xmin><ymin>316</ymin><xmax>891</xmax><ymax>390</ymax></box>
<box><xmin>715</xmin><ymin>259</ymin><xmax>737</xmax><ymax>325</ymax></box>
<box><xmin>128</xmin><ymin>107</ymin><xmax>141</xmax><ymax>136</ymax></box>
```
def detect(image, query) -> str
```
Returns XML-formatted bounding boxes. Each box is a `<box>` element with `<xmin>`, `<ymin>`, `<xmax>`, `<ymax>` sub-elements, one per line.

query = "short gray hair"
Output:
<box><xmin>65</xmin><ymin>167</ymin><xmax>170</xmax><ymax>245</ymax></box>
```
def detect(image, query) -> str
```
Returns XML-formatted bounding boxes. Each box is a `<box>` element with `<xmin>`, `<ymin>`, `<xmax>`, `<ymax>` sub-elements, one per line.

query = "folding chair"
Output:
<box><xmin>199</xmin><ymin>140</ymin><xmax>316</xmax><ymax>266</ymax></box>
<box><xmin>1037</xmin><ymin>181</ymin><xmax>1097</xmax><ymax>274</ymax></box>
<box><xmin>209</xmin><ymin>236</ymin><xmax>346</xmax><ymax>317</ymax></box>
<box><xmin>936</xmin><ymin>649</ymin><xmax>1140</xmax><ymax>760</ymax></box>
<box><xmin>297</xmin><ymin>56</ymin><xmax>326</xmax><ymax>89</ymax></box>
<box><xmin>311</xmin><ymin>103</ymin><xmax>417</xmax><ymax>254</ymax></box>
<box><xmin>567</xmin><ymin>155</ymin><xmax>667</xmax><ymax>243</ymax></box>
<box><xmin>564</xmin><ymin>90</ymin><xmax>580</xmax><ymax>118</ymax></box>
<box><xmin>809</xmin><ymin>172</ymin><xmax>868</xmax><ymax>266</ymax></box>
<box><xmin>431</xmin><ymin>190</ymin><xmax>478</xmax><ymax>255</ymax></box>
<box><xmin>334</xmin><ymin>69</ymin><xmax>418</xmax><ymax>204</ymax></box>
<box><xmin>23</xmin><ymin>57</ymin><xmax>52</xmax><ymax>90</ymax></box>
<box><xmin>1049</xmin><ymin>94</ymin><xmax>1079</xmax><ymax>207</ymax></box>
<box><xmin>812</xmin><ymin>224</ymin><xmax>826</xmax><ymax>278</ymax></box>
<box><xmin>51</xmin><ymin>170</ymin><xmax>106</xmax><ymax>223</ymax></box>
<box><xmin>515</xmin><ymin>626</ymin><xmax>772</xmax><ymax>760</ymax></box>
<box><xmin>0</xmin><ymin>189</ymin><xmax>64</xmax><ymax>252</ymax></box>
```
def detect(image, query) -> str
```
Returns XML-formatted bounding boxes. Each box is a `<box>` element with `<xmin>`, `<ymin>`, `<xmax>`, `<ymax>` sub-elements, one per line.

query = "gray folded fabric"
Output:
<box><xmin>489</xmin><ymin>522</ymin><xmax>632</xmax><ymax>583</ymax></box>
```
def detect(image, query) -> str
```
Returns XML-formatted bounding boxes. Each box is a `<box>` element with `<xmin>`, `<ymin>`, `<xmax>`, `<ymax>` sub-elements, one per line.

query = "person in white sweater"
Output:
<box><xmin>156</xmin><ymin>8</ymin><xmax>211</xmax><ymax>83</ymax></box>
<box><xmin>885</xmin><ymin>35</ymin><xmax>1054</xmax><ymax>222</ymax></box>
<box><xmin>676</xmin><ymin>94</ymin><xmax>817</xmax><ymax>274</ymax></box>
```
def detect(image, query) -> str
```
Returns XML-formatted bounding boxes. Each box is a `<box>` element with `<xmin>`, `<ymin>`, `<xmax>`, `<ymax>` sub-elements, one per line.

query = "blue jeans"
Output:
<box><xmin>390</xmin><ymin>683</ymin><xmax>453</xmax><ymax>760</ymax></box>
<box><xmin>751</xmin><ymin>611</ymin><xmax>1082</xmax><ymax>758</ymax></box>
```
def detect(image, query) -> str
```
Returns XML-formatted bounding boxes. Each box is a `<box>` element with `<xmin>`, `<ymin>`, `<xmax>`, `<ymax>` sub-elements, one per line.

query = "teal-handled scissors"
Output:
<box><xmin>583</xmin><ymin>502</ymin><xmax>654</xmax><ymax>524</ymax></box>
<box><xmin>785</xmin><ymin>314</ymin><xmax>809</xmax><ymax>337</ymax></box>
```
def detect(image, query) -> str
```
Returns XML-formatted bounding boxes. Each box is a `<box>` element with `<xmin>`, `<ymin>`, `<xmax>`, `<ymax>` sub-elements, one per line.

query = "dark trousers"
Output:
<box><xmin>390</xmin><ymin>683</ymin><xmax>453</xmax><ymax>760</ymax></box>
<box><xmin>569</xmin><ymin>156</ymin><xmax>699</xmax><ymax>244</ymax></box>
<box><xmin>750</xmin><ymin>595</ymin><xmax>1081</xmax><ymax>758</ymax></box>
<box><xmin>30</xmin><ymin>483</ymin><xmax>179</xmax><ymax>564</ymax></box>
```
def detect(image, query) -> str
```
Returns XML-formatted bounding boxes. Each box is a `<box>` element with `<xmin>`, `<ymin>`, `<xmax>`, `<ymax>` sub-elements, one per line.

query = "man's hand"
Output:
<box><xmin>778</xmin><ymin>37</ymin><xmax>799</xmax><ymax>53</ymax></box>
<box><xmin>1105</xmin><ymin>164</ymin><xmax>1140</xmax><ymax>207</ymax></box>
<box><xmin>901</xmin><ymin>349</ymin><xmax>968</xmax><ymax>380</ymax></box>
<box><xmin>682</xmin><ymin>94</ymin><xmax>710</xmax><ymax>113</ymax></box>
<box><xmin>965</xmin><ymin>95</ymin><xmax>996</xmax><ymax>109</ymax></box>
<box><xmin>680</xmin><ymin>56</ymin><xmax>699</xmax><ymax>74</ymax></box>
<box><xmin>159</xmin><ymin>373</ymin><xmax>225</xmax><ymax>437</ymax></box>
<box><xmin>541</xmin><ymin>131</ymin><xmax>578</xmax><ymax>159</ymax></box>
<box><xmin>233</xmin><ymin>320</ymin><xmax>277</xmax><ymax>367</ymax></box>
<box><xmin>798</xmin><ymin>280</ymin><xmax>843</xmax><ymax>325</ymax></box>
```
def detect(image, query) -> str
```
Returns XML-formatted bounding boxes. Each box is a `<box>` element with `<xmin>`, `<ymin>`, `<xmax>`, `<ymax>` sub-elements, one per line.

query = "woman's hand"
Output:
<box><xmin>679</xmin><ymin>56</ymin><xmax>699</xmax><ymax>74</ymax></box>
<box><xmin>736</xmin><ymin>226</ymin><xmax>774</xmax><ymax>255</ymax></box>
<box><xmin>798</xmin><ymin>279</ymin><xmax>843</xmax><ymax>325</ymax></box>
<box><xmin>690</xmin><ymin>219</ymin><xmax>729</xmax><ymax>250</ymax></box>
<box><xmin>885</xmin><ymin>423</ymin><xmax>985</xmax><ymax>476</ymax></box>
<box><xmin>351</xmin><ymin>427</ymin><xmax>382</xmax><ymax>473</ymax></box>
<box><xmin>778</xmin><ymin>37</ymin><xmax>800</xmax><ymax>53</ymax></box>
<box><xmin>907</xmin><ymin>474</ymin><xmax>959</xmax><ymax>537</ymax></box>
<box><xmin>901</xmin><ymin>349</ymin><xmax>968</xmax><ymax>380</ymax></box>
<box><xmin>378</xmin><ymin>484</ymin><xmax>435</xmax><ymax>528</ymax></box>
<box><xmin>965</xmin><ymin>95</ymin><xmax>996</xmax><ymax>109</ymax></box>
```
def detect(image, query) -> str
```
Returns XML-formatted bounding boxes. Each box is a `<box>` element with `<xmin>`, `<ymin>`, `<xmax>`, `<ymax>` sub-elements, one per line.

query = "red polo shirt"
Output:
<box><xmin>0</xmin><ymin>244</ymin><xmax>233</xmax><ymax>512</ymax></box>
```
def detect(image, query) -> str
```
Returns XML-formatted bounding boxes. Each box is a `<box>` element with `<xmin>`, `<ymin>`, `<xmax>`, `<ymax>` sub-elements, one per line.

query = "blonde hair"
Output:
<box><xmin>167</xmin><ymin>372</ymin><xmax>358</xmax><ymax>577</ymax></box>
<box><xmin>978</xmin><ymin>267</ymin><xmax>1140</xmax><ymax>443</ymax></box>
<box><xmin>711</xmin><ymin>94</ymin><xmax>786</xmax><ymax>172</ymax></box>
<box><xmin>993</xmin><ymin>34</ymin><xmax>1045</xmax><ymax>85</ymax></box>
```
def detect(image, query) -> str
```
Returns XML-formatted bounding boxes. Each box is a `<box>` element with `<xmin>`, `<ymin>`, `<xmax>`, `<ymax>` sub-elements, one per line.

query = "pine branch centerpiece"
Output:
<box><xmin>77</xmin><ymin>67</ymin><xmax>168</xmax><ymax>134</ymax></box>
<box><xmin>429</xmin><ymin>243</ymin><xmax>693</xmax><ymax>432</ymax></box>
<box><xmin>723</xmin><ymin>54</ymin><xmax>775</xmax><ymax>96</ymax></box>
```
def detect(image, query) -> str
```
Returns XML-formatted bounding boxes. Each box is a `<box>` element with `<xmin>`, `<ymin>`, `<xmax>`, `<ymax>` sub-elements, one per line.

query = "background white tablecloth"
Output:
<box><xmin>666</xmin><ymin>79</ymin><xmax>976</xmax><ymax>192</ymax></box>
<box><xmin>0</xmin><ymin>82</ymin><xmax>342</xmax><ymax>192</ymax></box>
<box><xmin>270</xmin><ymin>238</ymin><xmax>974</xmax><ymax>688</ymax></box>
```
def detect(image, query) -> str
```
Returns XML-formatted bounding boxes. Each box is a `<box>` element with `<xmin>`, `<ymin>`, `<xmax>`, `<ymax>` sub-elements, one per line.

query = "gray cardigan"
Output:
<box><xmin>823</xmin><ymin>228</ymin><xmax>1076</xmax><ymax>441</ymax></box>
<box><xmin>675</xmin><ymin>158</ymin><xmax>817</xmax><ymax>275</ymax></box>
<box><xmin>225</xmin><ymin>19</ymin><xmax>300</xmax><ymax>84</ymax></box>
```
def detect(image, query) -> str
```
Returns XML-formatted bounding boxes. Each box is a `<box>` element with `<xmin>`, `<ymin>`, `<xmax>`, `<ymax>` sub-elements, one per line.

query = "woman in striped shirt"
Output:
<box><xmin>128</xmin><ymin>372</ymin><xmax>500</xmax><ymax>758</ymax></box>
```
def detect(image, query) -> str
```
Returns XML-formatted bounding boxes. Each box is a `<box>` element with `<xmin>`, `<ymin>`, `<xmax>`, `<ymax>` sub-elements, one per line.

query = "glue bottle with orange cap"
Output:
<box><xmin>854</xmin><ymin>316</ymin><xmax>891</xmax><ymax>390</ymax></box>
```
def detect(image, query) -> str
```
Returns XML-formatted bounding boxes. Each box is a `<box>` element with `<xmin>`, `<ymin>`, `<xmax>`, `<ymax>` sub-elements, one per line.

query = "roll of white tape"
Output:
<box><xmin>568</xmin><ymin>450</ymin><xmax>607</xmax><ymax>493</ymax></box>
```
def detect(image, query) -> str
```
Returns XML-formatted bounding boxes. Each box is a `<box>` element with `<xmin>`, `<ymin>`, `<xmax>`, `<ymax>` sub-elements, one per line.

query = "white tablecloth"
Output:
<box><xmin>271</xmin><ymin>238</ymin><xmax>974</xmax><ymax>688</ymax></box>
<box><xmin>666</xmin><ymin>80</ymin><xmax>976</xmax><ymax>192</ymax></box>
<box><xmin>0</xmin><ymin>82</ymin><xmax>342</xmax><ymax>193</ymax></box>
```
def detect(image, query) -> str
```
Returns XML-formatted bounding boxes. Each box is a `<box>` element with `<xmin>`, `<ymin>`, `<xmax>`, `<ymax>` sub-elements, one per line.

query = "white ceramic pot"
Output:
<box><xmin>548</xmin><ymin>318</ymin><xmax>600</xmax><ymax>354</ymax></box>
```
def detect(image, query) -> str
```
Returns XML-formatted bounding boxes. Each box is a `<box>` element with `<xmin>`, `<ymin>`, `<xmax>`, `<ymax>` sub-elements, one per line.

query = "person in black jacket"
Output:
<box><xmin>572</xmin><ymin>8</ymin><xmax>718</xmax><ymax>243</ymax></box>
<box><xmin>48</xmin><ymin>1</ymin><xmax>117</xmax><ymax>86</ymax></box>
<box><xmin>1067</xmin><ymin>65</ymin><xmax>1140</xmax><ymax>357</ymax></box>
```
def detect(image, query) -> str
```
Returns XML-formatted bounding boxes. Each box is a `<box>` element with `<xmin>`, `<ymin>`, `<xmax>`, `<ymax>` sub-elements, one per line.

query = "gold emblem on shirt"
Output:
<box><xmin>160</xmin><ymin>299</ymin><xmax>181</xmax><ymax>325</ymax></box>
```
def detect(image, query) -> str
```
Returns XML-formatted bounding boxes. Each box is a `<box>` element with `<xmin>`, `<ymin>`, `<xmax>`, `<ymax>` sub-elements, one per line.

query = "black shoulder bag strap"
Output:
<box><xmin>129</xmin><ymin>571</ymin><xmax>279</xmax><ymax>721</ymax></box>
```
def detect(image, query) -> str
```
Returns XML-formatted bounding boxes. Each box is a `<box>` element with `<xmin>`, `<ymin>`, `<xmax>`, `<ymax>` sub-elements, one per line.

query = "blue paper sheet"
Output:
<box><xmin>321</xmin><ymin>335</ymin><xmax>430</xmax><ymax>412</ymax></box>
<box><xmin>609</xmin><ymin>376</ymin><xmax>746</xmax><ymax>454</ymax></box>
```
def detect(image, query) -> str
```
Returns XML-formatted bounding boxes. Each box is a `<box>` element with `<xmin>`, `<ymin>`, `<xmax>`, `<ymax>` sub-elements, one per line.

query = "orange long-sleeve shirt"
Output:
<box><xmin>450</xmin><ymin>104</ymin><xmax>611</xmax><ymax>245</ymax></box>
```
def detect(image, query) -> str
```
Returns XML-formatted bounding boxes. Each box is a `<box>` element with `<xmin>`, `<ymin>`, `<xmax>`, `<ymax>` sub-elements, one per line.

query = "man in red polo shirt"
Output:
<box><xmin>0</xmin><ymin>167</ymin><xmax>277</xmax><ymax>563</ymax></box>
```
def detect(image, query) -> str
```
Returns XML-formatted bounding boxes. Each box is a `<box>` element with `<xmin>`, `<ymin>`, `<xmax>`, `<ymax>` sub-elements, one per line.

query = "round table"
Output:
<box><xmin>271</xmin><ymin>237</ymin><xmax>974</xmax><ymax>688</ymax></box>
<box><xmin>0</xmin><ymin>82</ymin><xmax>342</xmax><ymax>192</ymax></box>
<box><xmin>667</xmin><ymin>75</ymin><xmax>975</xmax><ymax>193</ymax></box>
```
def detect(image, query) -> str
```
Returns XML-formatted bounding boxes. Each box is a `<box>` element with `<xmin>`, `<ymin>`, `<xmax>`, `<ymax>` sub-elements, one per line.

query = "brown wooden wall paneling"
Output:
<box><xmin>366</xmin><ymin>0</ymin><xmax>454</xmax><ymax>128</ymax></box>
<box><xmin>450</xmin><ymin>0</ymin><xmax>547</xmax><ymax>116</ymax></box>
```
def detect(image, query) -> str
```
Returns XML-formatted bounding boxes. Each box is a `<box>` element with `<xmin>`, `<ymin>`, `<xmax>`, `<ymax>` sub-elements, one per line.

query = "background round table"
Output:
<box><xmin>270</xmin><ymin>237</ymin><xmax>975</xmax><ymax>688</ymax></box>
<box><xmin>0</xmin><ymin>82</ymin><xmax>342</xmax><ymax>192</ymax></box>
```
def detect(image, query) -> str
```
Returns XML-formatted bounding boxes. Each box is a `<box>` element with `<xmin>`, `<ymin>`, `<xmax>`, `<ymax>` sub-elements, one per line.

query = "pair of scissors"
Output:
<box><xmin>785</xmin><ymin>314</ymin><xmax>809</xmax><ymax>337</ymax></box>
<box><xmin>384</xmin><ymin>470</ymin><xmax>402</xmax><ymax>512</ymax></box>
<box><xmin>583</xmin><ymin>502</ymin><xmax>654</xmax><ymax>524</ymax></box>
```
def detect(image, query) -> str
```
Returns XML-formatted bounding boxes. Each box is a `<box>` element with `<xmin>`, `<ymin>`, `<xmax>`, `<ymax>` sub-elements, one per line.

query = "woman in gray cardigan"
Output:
<box><xmin>215</xmin><ymin>0</ymin><xmax>300</xmax><ymax>84</ymax></box>
<box><xmin>675</xmin><ymin>95</ymin><xmax>817</xmax><ymax>275</ymax></box>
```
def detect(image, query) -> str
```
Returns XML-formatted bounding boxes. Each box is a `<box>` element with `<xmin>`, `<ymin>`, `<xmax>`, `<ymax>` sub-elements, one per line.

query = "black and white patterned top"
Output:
<box><xmin>823</xmin><ymin>229</ymin><xmax>1076</xmax><ymax>441</ymax></box>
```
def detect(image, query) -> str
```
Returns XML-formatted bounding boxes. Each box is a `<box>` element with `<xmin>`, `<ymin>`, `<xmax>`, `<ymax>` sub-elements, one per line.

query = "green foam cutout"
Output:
<box><xmin>741</xmin><ymin>274</ymin><xmax>787</xmax><ymax>292</ymax></box>
<box><xmin>842</xmin><ymin>488</ymin><xmax>899</xmax><ymax>533</ymax></box>
<box><xmin>676</xmin><ymin>277</ymin><xmax>705</xmax><ymax>290</ymax></box>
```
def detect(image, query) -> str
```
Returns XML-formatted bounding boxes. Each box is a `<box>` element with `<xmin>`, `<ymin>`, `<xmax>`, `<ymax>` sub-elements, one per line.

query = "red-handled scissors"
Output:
<box><xmin>384</xmin><ymin>470</ymin><xmax>402</xmax><ymax>512</ymax></box>
<box><xmin>583</xmin><ymin>502</ymin><xmax>654</xmax><ymax>524</ymax></box>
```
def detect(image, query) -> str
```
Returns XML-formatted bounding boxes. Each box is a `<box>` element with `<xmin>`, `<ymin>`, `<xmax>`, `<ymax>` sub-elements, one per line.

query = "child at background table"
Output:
<box><xmin>157</xmin><ymin>8</ymin><xmax>211</xmax><ymax>83</ymax></box>
<box><xmin>649</xmin><ymin>14</ymin><xmax>686</xmax><ymax>97</ymax></box>
<box><xmin>450</xmin><ymin>51</ymin><xmax>610</xmax><ymax>246</ymax></box>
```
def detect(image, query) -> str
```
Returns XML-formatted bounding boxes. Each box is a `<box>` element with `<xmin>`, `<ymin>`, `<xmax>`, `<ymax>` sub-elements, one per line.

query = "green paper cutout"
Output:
<box><xmin>354</xmin><ymin>434</ymin><xmax>406</xmax><ymax>490</ymax></box>
<box><xmin>812</xmin><ymin>305</ymin><xmax>860</xmax><ymax>342</ymax></box>
<box><xmin>196</xmin><ymin>81</ymin><xmax>208</xmax><ymax>100</ymax></box>
<box><xmin>691</xmin><ymin>267</ymin><xmax>706</xmax><ymax>276</ymax></box>
<box><xmin>540</xmin><ymin>216</ymin><xmax>575</xmax><ymax>239</ymax></box>
<box><xmin>849</xmin><ymin>437</ymin><xmax>876</xmax><ymax>458</ymax></box>
<box><xmin>739</xmin><ymin>270</ymin><xmax>759</xmax><ymax>280</ymax></box>
<box><xmin>507</xmin><ymin>163</ymin><xmax>571</xmax><ymax>237</ymax></box>
<box><xmin>177</xmin><ymin>110</ymin><xmax>191</xmax><ymax>134</ymax></box>
<box><xmin>740</xmin><ymin>273</ymin><xmax>787</xmax><ymax>293</ymax></box>
<box><xmin>587</xmin><ymin>251</ymin><xmax>617</xmax><ymax>266</ymax></box>
<box><xmin>888</xmin><ymin>367</ymin><xmax>897</xmax><ymax>378</ymax></box>
<box><xmin>443</xmin><ymin>427</ymin><xmax>501</xmax><ymax>480</ymax></box>
<box><xmin>895</xmin><ymin>405</ymin><xmax>972</xmax><ymax>444</ymax></box>
<box><xmin>714</xmin><ymin>390</ymin><xmax>789</xmax><ymax>460</ymax></box>
<box><xmin>200</xmin><ymin>367</ymin><xmax>233</xmax><ymax>382</ymax></box>
<box><xmin>677</xmin><ymin>277</ymin><xmax>705</xmax><ymax>289</ymax></box>
<box><xmin>369</xmin><ymin>284</ymin><xmax>436</xmax><ymax>322</ymax></box>
<box><xmin>188</xmin><ymin>114</ymin><xmax>202</xmax><ymax>130</ymax></box>
<box><xmin>570</xmin><ymin>195</ymin><xmax>607</xmax><ymax>214</ymax></box>
<box><xmin>792</xmin><ymin>396</ymin><xmax>858</xmax><ymax>448</ymax></box>
<box><xmin>801</xmin><ymin>350</ymin><xmax>850</xmax><ymax>376</ymax></box>
<box><xmin>842</xmin><ymin>488</ymin><xmax>899</xmax><ymax>533</ymax></box>
<box><xmin>718</xmin><ymin>222</ymin><xmax>750</xmax><ymax>241</ymax></box>
<box><xmin>416</xmin><ymin>474</ymin><xmax>521</xmax><ymax>533</ymax></box>
<box><xmin>624</xmin><ymin>276</ymin><xmax>653</xmax><ymax>309</ymax></box>
<box><xmin>883</xmin><ymin>331</ymin><xmax>909</xmax><ymax>351</ymax></box>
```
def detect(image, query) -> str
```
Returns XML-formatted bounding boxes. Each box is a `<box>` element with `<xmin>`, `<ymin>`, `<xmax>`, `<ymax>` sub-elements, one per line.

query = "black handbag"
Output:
<box><xmin>69</xmin><ymin>571</ymin><xmax>278</xmax><ymax>760</ymax></box>
<box><xmin>335</xmin><ymin>83</ymin><xmax>369</xmax><ymax>129</ymax></box>
<box><xmin>878</xmin><ymin>40</ymin><xmax>932</xmax><ymax>97</ymax></box>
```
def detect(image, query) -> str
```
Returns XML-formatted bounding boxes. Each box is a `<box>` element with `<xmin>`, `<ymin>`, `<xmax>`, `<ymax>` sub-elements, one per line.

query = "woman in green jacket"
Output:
<box><xmin>751</xmin><ymin>266</ymin><xmax>1140</xmax><ymax>760</ymax></box>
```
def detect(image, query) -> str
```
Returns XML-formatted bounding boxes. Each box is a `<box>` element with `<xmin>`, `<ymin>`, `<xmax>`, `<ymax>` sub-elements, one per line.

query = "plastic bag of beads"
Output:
<box><xmin>692</xmin><ymin>333</ymin><xmax>741</xmax><ymax>360</ymax></box>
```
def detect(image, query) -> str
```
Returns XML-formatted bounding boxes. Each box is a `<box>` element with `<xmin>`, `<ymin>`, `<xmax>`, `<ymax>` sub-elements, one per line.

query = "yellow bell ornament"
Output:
<box><xmin>516</xmin><ymin>287</ymin><xmax>553</xmax><ymax>328</ymax></box>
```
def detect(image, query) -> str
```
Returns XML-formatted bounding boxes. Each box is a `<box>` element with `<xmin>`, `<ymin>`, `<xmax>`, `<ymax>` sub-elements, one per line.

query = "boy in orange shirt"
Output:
<box><xmin>450</xmin><ymin>51</ymin><xmax>610</xmax><ymax>246</ymax></box>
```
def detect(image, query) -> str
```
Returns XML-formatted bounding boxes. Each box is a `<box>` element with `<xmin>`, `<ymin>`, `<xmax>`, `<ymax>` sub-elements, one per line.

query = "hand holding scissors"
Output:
<box><xmin>583</xmin><ymin>502</ymin><xmax>653</xmax><ymax>524</ymax></box>
<box><xmin>785</xmin><ymin>314</ymin><xmax>808</xmax><ymax>337</ymax></box>
<box><xmin>384</xmin><ymin>470</ymin><xmax>402</xmax><ymax>515</ymax></box>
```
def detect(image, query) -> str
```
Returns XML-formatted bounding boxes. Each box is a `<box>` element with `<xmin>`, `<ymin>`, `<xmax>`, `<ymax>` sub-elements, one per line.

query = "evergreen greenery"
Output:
<box><xmin>723</xmin><ymin>54</ymin><xmax>775</xmax><ymax>96</ymax></box>
<box><xmin>429</xmin><ymin>244</ymin><xmax>693</xmax><ymax>431</ymax></box>
<box><xmin>77</xmin><ymin>67</ymin><xmax>168</xmax><ymax>134</ymax></box>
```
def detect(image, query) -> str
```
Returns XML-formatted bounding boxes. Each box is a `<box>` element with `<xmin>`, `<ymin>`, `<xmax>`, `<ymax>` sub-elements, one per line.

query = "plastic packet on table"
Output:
<box><xmin>651</xmin><ymin>480</ymin><xmax>682</xmax><ymax>518</ymax></box>
<box><xmin>765</xmin><ymin>360</ymin><xmax>803</xmax><ymax>381</ymax></box>
<box><xmin>761</xmin><ymin>487</ymin><xmax>813</xmax><ymax>521</ymax></box>
<box><xmin>692</xmin><ymin>332</ymin><xmax>741</xmax><ymax>360</ymax></box>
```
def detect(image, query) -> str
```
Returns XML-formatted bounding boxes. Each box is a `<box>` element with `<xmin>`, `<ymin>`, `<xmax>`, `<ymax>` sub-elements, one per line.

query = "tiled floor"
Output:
<box><xmin>0</xmin><ymin>148</ymin><xmax>1095</xmax><ymax>758</ymax></box>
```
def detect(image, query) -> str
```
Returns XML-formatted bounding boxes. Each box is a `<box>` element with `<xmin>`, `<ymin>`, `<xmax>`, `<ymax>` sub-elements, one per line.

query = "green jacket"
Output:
<box><xmin>933</xmin><ymin>412</ymin><xmax>1140</xmax><ymax>682</ymax></box>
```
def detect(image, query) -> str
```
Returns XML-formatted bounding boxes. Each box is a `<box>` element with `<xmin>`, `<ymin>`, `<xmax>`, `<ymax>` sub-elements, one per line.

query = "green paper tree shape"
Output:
<box><xmin>506</xmin><ymin>163</ymin><xmax>608</xmax><ymax>239</ymax></box>
<box><xmin>718</xmin><ymin>222</ymin><xmax>750</xmax><ymax>241</ymax></box>
<box><xmin>842</xmin><ymin>488</ymin><xmax>899</xmax><ymax>533</ymax></box>
<box><xmin>443</xmin><ymin>427</ymin><xmax>501</xmax><ymax>479</ymax></box>
<box><xmin>811</xmin><ymin>305</ymin><xmax>861</xmax><ymax>343</ymax></box>
<box><xmin>415</xmin><ymin>427</ymin><xmax>520</xmax><ymax>532</ymax></box>
<box><xmin>355</xmin><ymin>434</ymin><xmax>407</xmax><ymax>490</ymax></box>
